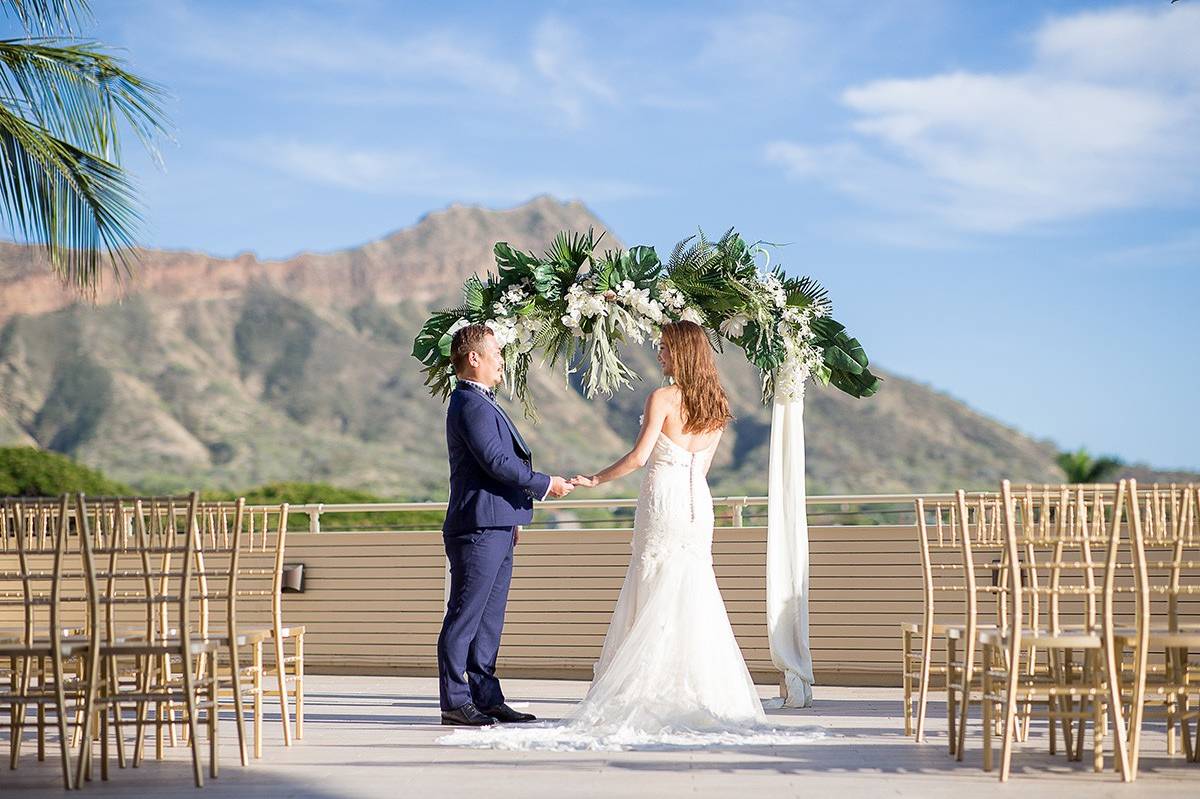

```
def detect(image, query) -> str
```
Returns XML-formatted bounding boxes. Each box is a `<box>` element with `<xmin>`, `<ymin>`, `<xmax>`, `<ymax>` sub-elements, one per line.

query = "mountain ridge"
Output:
<box><xmin>0</xmin><ymin>196</ymin><xmax>1188</xmax><ymax>497</ymax></box>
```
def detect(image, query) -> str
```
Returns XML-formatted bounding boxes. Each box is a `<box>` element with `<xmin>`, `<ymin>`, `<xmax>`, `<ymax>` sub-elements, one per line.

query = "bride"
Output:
<box><xmin>440</xmin><ymin>321</ymin><xmax>817</xmax><ymax>751</ymax></box>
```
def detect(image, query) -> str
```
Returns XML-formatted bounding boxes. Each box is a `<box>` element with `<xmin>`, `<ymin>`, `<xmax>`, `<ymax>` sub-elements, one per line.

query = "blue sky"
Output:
<box><xmin>14</xmin><ymin>1</ymin><xmax>1200</xmax><ymax>469</ymax></box>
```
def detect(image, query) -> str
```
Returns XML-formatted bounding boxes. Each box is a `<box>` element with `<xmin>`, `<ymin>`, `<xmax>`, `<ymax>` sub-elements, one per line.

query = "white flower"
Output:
<box><xmin>719</xmin><ymin>313</ymin><xmax>749</xmax><ymax>339</ymax></box>
<box><xmin>680</xmin><ymin>307</ymin><xmax>704</xmax><ymax>325</ymax></box>
<box><xmin>485</xmin><ymin>318</ymin><xmax>516</xmax><ymax>348</ymax></box>
<box><xmin>447</xmin><ymin>318</ymin><xmax>471</xmax><ymax>336</ymax></box>
<box><xmin>492</xmin><ymin>302</ymin><xmax>508</xmax><ymax>318</ymax></box>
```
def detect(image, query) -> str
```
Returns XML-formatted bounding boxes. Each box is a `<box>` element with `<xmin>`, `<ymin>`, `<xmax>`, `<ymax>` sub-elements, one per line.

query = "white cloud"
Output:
<box><xmin>531</xmin><ymin>17</ymin><xmax>618</xmax><ymax>127</ymax></box>
<box><xmin>236</xmin><ymin>138</ymin><xmax>656</xmax><ymax>203</ymax></box>
<box><xmin>767</xmin><ymin>4</ymin><xmax>1200</xmax><ymax>235</ymax></box>
<box><xmin>153</xmin><ymin>2</ymin><xmax>522</xmax><ymax>95</ymax></box>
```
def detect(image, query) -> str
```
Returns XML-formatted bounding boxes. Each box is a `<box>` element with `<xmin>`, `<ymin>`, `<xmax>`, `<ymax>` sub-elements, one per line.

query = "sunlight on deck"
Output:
<box><xmin>5</xmin><ymin>675</ymin><xmax>1198</xmax><ymax>797</ymax></box>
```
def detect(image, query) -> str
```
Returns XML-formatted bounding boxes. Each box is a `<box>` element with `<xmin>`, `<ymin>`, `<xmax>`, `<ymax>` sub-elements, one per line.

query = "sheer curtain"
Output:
<box><xmin>766</xmin><ymin>394</ymin><xmax>813</xmax><ymax>707</ymax></box>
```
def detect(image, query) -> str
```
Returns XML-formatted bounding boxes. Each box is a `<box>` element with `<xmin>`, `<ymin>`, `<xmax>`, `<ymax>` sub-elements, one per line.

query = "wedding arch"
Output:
<box><xmin>412</xmin><ymin>229</ymin><xmax>880</xmax><ymax>707</ymax></box>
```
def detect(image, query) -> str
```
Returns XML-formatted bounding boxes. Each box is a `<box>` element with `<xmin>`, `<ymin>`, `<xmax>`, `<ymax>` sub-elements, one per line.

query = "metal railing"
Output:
<box><xmin>251</xmin><ymin>492</ymin><xmax>970</xmax><ymax>533</ymax></box>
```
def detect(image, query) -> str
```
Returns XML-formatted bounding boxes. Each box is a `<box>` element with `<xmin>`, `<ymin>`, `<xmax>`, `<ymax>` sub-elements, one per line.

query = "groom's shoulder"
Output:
<box><xmin>448</xmin><ymin>385</ymin><xmax>486</xmax><ymax>414</ymax></box>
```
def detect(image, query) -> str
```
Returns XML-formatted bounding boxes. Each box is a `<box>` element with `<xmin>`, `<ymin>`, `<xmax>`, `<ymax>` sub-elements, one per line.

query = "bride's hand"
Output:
<box><xmin>570</xmin><ymin>474</ymin><xmax>599</xmax><ymax>488</ymax></box>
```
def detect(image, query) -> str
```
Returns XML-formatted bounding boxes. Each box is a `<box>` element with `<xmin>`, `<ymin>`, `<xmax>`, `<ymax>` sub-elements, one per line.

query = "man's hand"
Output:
<box><xmin>547</xmin><ymin>476</ymin><xmax>575</xmax><ymax>498</ymax></box>
<box><xmin>570</xmin><ymin>474</ymin><xmax>599</xmax><ymax>488</ymax></box>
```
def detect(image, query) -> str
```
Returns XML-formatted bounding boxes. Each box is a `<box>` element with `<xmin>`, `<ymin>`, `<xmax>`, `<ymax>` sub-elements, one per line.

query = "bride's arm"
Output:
<box><xmin>577</xmin><ymin>389</ymin><xmax>670</xmax><ymax>486</ymax></box>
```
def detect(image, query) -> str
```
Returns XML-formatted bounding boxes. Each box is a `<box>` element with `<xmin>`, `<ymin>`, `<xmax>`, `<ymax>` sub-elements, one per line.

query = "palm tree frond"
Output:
<box><xmin>2</xmin><ymin>0</ymin><xmax>90</xmax><ymax>36</ymax></box>
<box><xmin>0</xmin><ymin>104</ymin><xmax>141</xmax><ymax>291</ymax></box>
<box><xmin>0</xmin><ymin>38</ymin><xmax>171</xmax><ymax>162</ymax></box>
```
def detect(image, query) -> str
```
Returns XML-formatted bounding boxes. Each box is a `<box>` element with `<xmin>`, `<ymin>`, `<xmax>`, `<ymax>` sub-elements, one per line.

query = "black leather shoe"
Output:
<box><xmin>440</xmin><ymin>702</ymin><xmax>496</xmax><ymax>726</ymax></box>
<box><xmin>480</xmin><ymin>703</ymin><xmax>536</xmax><ymax>723</ymax></box>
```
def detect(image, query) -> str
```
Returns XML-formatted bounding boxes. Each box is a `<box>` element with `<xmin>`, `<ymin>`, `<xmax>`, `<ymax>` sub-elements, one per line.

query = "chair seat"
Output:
<box><xmin>62</xmin><ymin>638</ymin><xmax>224</xmax><ymax>657</ymax></box>
<box><xmin>900</xmin><ymin>621</ymin><xmax>962</xmax><ymax>635</ymax></box>
<box><xmin>977</xmin><ymin>628</ymin><xmax>1102</xmax><ymax>649</ymax></box>
<box><xmin>1112</xmin><ymin>627</ymin><xmax>1200</xmax><ymax>647</ymax></box>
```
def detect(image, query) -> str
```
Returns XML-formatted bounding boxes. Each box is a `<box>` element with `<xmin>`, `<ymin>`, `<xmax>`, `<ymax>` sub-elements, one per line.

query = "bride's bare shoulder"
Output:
<box><xmin>648</xmin><ymin>385</ymin><xmax>681</xmax><ymax>405</ymax></box>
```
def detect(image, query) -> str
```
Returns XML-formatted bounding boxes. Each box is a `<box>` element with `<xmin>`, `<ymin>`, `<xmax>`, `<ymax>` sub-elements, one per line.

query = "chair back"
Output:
<box><xmin>915</xmin><ymin>491</ymin><xmax>1007</xmax><ymax>639</ymax></box>
<box><xmin>1001</xmin><ymin>481</ymin><xmax>1129</xmax><ymax>650</ymax></box>
<box><xmin>76</xmin><ymin>494</ymin><xmax>200</xmax><ymax>659</ymax></box>
<box><xmin>1127</xmin><ymin>483</ymin><xmax>1198</xmax><ymax>634</ymax></box>
<box><xmin>0</xmin><ymin>496</ymin><xmax>73</xmax><ymax>650</ymax></box>
<box><xmin>234</xmin><ymin>504</ymin><xmax>290</xmax><ymax>637</ymax></box>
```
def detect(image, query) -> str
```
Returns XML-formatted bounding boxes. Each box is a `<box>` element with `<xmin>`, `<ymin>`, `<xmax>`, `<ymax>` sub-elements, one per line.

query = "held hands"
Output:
<box><xmin>570</xmin><ymin>474</ymin><xmax>599</xmax><ymax>488</ymax></box>
<box><xmin>547</xmin><ymin>475</ymin><xmax>575</xmax><ymax>498</ymax></box>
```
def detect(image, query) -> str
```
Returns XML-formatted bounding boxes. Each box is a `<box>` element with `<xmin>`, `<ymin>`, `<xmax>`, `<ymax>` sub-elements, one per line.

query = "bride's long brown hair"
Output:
<box><xmin>660</xmin><ymin>321</ymin><xmax>733</xmax><ymax>434</ymax></box>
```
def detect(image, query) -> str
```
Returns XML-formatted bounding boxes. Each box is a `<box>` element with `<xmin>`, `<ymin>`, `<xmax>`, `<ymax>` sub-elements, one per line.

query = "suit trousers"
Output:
<box><xmin>437</xmin><ymin>526</ymin><xmax>515</xmax><ymax>711</ymax></box>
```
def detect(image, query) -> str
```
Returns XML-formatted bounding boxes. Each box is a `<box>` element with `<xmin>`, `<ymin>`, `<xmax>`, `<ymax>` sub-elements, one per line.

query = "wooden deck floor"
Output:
<box><xmin>3</xmin><ymin>675</ymin><xmax>1198</xmax><ymax>797</ymax></box>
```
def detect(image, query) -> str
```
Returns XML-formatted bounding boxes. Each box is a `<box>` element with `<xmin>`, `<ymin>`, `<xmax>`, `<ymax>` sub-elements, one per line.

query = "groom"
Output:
<box><xmin>438</xmin><ymin>323</ymin><xmax>575</xmax><ymax>726</ymax></box>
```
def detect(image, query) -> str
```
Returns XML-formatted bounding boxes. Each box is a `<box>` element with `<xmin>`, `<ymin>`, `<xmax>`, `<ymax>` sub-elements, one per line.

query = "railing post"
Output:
<box><xmin>732</xmin><ymin>498</ymin><xmax>745</xmax><ymax>528</ymax></box>
<box><xmin>308</xmin><ymin>504</ymin><xmax>323</xmax><ymax>534</ymax></box>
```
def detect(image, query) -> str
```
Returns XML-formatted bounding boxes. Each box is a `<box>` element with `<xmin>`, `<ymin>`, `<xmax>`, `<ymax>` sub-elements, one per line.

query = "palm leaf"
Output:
<box><xmin>0</xmin><ymin>39</ymin><xmax>170</xmax><ymax>161</ymax></box>
<box><xmin>2</xmin><ymin>0</ymin><xmax>89</xmax><ymax>34</ymax></box>
<box><xmin>0</xmin><ymin>104</ymin><xmax>142</xmax><ymax>292</ymax></box>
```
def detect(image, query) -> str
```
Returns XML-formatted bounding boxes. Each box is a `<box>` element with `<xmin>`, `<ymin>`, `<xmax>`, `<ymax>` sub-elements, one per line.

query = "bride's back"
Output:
<box><xmin>658</xmin><ymin>385</ymin><xmax>723</xmax><ymax>453</ymax></box>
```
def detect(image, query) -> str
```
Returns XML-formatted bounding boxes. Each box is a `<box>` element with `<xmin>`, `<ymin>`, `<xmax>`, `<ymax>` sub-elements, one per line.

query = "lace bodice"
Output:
<box><xmin>632</xmin><ymin>432</ymin><xmax>718</xmax><ymax>571</ymax></box>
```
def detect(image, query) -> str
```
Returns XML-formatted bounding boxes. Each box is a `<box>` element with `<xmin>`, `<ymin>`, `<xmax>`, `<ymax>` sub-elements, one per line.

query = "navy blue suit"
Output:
<box><xmin>438</xmin><ymin>382</ymin><xmax>552</xmax><ymax>711</ymax></box>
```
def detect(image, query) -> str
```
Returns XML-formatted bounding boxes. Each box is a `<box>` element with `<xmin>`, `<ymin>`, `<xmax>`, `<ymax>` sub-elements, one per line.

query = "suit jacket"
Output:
<box><xmin>443</xmin><ymin>382</ymin><xmax>552</xmax><ymax>533</ymax></box>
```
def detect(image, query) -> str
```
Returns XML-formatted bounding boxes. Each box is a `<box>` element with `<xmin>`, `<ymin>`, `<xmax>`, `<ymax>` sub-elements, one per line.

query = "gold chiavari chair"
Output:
<box><xmin>945</xmin><ymin>490</ymin><xmax>1009</xmax><ymax>760</ymax></box>
<box><xmin>1111</xmin><ymin>481</ymin><xmax>1200</xmax><ymax>777</ymax></box>
<box><xmin>235</xmin><ymin>504</ymin><xmax>303</xmax><ymax>751</ymax></box>
<box><xmin>0</xmin><ymin>496</ymin><xmax>78</xmax><ymax>789</ymax></box>
<box><xmin>71</xmin><ymin>493</ymin><xmax>228</xmax><ymax>788</ymax></box>
<box><xmin>981</xmin><ymin>480</ymin><xmax>1131</xmax><ymax>782</ymax></box>
<box><xmin>902</xmin><ymin>491</ymin><xmax>1005</xmax><ymax>748</ymax></box>
<box><xmin>176</xmin><ymin>499</ymin><xmax>252</xmax><ymax>768</ymax></box>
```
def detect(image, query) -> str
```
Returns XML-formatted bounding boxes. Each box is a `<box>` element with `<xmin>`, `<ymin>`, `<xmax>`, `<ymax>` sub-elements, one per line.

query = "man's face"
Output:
<box><xmin>470</xmin><ymin>334</ymin><xmax>504</xmax><ymax>388</ymax></box>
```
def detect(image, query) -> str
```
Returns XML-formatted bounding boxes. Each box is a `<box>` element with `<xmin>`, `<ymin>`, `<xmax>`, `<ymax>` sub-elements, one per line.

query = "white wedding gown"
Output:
<box><xmin>439</xmin><ymin>431</ymin><xmax>821</xmax><ymax>751</ymax></box>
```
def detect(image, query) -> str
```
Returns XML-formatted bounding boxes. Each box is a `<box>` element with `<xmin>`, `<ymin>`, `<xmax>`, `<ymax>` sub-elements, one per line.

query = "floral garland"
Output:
<box><xmin>412</xmin><ymin>228</ymin><xmax>880</xmax><ymax>416</ymax></box>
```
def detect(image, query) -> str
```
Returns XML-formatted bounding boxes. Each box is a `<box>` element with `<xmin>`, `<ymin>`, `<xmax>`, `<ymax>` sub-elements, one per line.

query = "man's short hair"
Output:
<box><xmin>451</xmin><ymin>323</ymin><xmax>495</xmax><ymax>374</ymax></box>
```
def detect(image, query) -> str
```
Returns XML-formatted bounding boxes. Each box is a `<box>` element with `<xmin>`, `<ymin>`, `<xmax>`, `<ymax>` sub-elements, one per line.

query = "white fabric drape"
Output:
<box><xmin>766</xmin><ymin>394</ymin><xmax>814</xmax><ymax>707</ymax></box>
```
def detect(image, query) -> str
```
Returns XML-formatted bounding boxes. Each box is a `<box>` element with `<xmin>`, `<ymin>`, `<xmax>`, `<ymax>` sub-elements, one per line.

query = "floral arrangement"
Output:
<box><xmin>412</xmin><ymin>228</ymin><xmax>880</xmax><ymax>416</ymax></box>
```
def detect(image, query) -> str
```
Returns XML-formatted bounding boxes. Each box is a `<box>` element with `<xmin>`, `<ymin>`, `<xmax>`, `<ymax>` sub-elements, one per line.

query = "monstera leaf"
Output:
<box><xmin>411</xmin><ymin>310</ymin><xmax>459</xmax><ymax>365</ymax></box>
<box><xmin>493</xmin><ymin>242</ymin><xmax>540</xmax><ymax>285</ymax></box>
<box><xmin>830</xmin><ymin>367</ymin><xmax>882</xmax><ymax>398</ymax></box>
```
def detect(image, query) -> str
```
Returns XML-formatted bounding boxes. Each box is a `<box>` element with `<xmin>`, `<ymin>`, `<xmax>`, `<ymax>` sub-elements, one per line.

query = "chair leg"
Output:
<box><xmin>902</xmin><ymin>630</ymin><xmax>913</xmax><ymax>736</ymax></box>
<box><xmin>999</xmin><ymin>650</ymin><xmax>1020</xmax><ymax>782</ymax></box>
<box><xmin>229</xmin><ymin>643</ymin><xmax>248</xmax><ymax>767</ymax></box>
<box><xmin>208</xmin><ymin>655</ymin><xmax>219</xmax><ymax>780</ymax></box>
<box><xmin>73</xmin><ymin>644</ymin><xmax>101</xmax><ymax>789</ymax></box>
<box><xmin>253</xmin><ymin>643</ymin><xmax>263</xmax><ymax>760</ymax></box>
<box><xmin>947</xmin><ymin>637</ymin><xmax>958</xmax><ymax>756</ymax></box>
<box><xmin>956</xmin><ymin>637</ymin><xmax>975</xmax><ymax>762</ymax></box>
<box><xmin>11</xmin><ymin>653</ymin><xmax>32</xmax><ymax>768</ymax></box>
<box><xmin>915</xmin><ymin>627</ymin><xmax>933</xmax><ymax>743</ymax></box>
<box><xmin>293</xmin><ymin>634</ymin><xmax>304</xmax><ymax>740</ymax></box>
<box><xmin>1018</xmin><ymin>646</ymin><xmax>1035</xmax><ymax>744</ymax></box>
<box><xmin>982</xmin><ymin>643</ymin><xmax>993</xmax><ymax>773</ymax></box>
<box><xmin>37</xmin><ymin>656</ymin><xmax>46</xmax><ymax>762</ymax></box>
<box><xmin>50</xmin><ymin>649</ymin><xmax>74</xmax><ymax>790</ymax></box>
<box><xmin>107</xmin><ymin>659</ymin><xmax>127</xmax><ymax>770</ymax></box>
<box><xmin>178</xmin><ymin>655</ymin><xmax>204</xmax><ymax>788</ymax></box>
<box><xmin>273</xmin><ymin>634</ymin><xmax>292</xmax><ymax>747</ymax></box>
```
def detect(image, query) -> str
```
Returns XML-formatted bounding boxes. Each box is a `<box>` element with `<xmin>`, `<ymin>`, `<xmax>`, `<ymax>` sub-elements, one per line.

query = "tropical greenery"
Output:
<box><xmin>0</xmin><ymin>445</ymin><xmax>129</xmax><ymax>495</ymax></box>
<box><xmin>1056</xmin><ymin>447</ymin><xmax>1124</xmax><ymax>484</ymax></box>
<box><xmin>412</xmin><ymin>228</ymin><xmax>881</xmax><ymax>416</ymax></box>
<box><xmin>0</xmin><ymin>0</ymin><xmax>170</xmax><ymax>291</ymax></box>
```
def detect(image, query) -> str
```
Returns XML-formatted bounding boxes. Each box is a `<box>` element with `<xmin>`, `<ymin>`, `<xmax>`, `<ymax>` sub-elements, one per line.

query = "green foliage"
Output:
<box><xmin>0</xmin><ymin>446</ymin><xmax>129</xmax><ymax>496</ymax></box>
<box><xmin>1056</xmin><ymin>448</ymin><xmax>1124</xmax><ymax>484</ymax></box>
<box><xmin>413</xmin><ymin>226</ymin><xmax>883</xmax><ymax>415</ymax></box>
